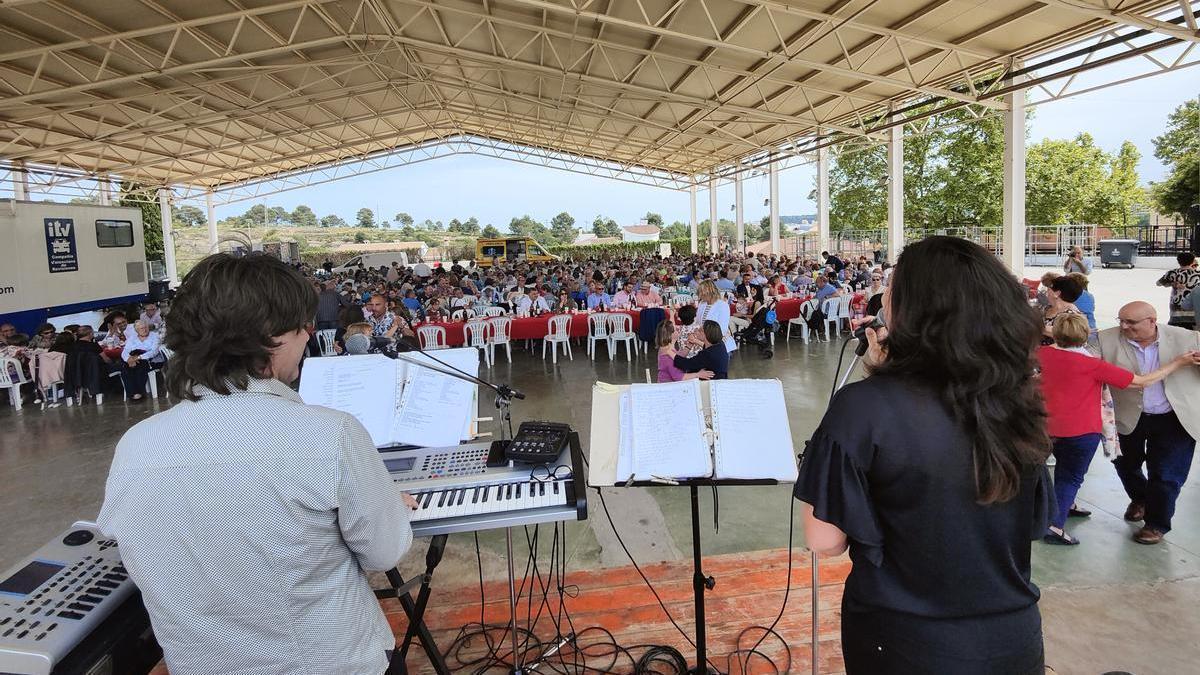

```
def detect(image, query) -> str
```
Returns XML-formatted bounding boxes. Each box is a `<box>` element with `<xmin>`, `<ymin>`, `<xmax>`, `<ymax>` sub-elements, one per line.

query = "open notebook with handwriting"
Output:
<box><xmin>591</xmin><ymin>378</ymin><xmax>798</xmax><ymax>486</ymax></box>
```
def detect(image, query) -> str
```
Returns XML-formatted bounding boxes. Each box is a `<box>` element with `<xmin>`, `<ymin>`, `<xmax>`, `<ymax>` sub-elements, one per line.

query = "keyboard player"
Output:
<box><xmin>97</xmin><ymin>253</ymin><xmax>418</xmax><ymax>675</ymax></box>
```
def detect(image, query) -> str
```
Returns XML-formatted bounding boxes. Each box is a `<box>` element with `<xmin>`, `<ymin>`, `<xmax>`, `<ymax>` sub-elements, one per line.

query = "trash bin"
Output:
<box><xmin>1098</xmin><ymin>239</ymin><xmax>1138</xmax><ymax>268</ymax></box>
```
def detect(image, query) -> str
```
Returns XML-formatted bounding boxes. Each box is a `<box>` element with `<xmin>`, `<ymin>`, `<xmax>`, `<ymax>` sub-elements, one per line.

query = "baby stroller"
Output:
<box><xmin>735</xmin><ymin>298</ymin><xmax>776</xmax><ymax>358</ymax></box>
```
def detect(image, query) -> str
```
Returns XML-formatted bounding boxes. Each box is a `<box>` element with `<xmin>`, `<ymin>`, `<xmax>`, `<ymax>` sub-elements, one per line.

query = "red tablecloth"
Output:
<box><xmin>773</xmin><ymin>293</ymin><xmax>865</xmax><ymax>322</ymax></box>
<box><xmin>415</xmin><ymin>310</ymin><xmax>642</xmax><ymax>347</ymax></box>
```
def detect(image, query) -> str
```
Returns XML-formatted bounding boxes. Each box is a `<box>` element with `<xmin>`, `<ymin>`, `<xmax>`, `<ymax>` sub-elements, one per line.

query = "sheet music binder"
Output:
<box><xmin>587</xmin><ymin>378</ymin><xmax>799</xmax><ymax>486</ymax></box>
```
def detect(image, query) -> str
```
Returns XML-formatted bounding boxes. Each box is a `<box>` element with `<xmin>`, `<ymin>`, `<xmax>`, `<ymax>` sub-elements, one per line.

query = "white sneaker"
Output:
<box><xmin>96</xmin><ymin>393</ymin><xmax>104</xmax><ymax>405</ymax></box>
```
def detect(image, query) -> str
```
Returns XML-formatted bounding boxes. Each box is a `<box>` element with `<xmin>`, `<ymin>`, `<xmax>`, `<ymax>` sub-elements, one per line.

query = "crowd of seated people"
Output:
<box><xmin>0</xmin><ymin>302</ymin><xmax>168</xmax><ymax>406</ymax></box>
<box><xmin>293</xmin><ymin>248</ymin><xmax>889</xmax><ymax>358</ymax></box>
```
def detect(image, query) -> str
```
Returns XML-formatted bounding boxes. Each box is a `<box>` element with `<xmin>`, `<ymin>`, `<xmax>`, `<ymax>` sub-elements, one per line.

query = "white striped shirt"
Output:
<box><xmin>98</xmin><ymin>377</ymin><xmax>411</xmax><ymax>675</ymax></box>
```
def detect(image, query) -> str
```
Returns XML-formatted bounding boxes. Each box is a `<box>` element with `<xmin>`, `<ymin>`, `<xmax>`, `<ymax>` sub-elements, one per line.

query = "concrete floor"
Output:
<box><xmin>1</xmin><ymin>266</ymin><xmax>1195</xmax><ymax>673</ymax></box>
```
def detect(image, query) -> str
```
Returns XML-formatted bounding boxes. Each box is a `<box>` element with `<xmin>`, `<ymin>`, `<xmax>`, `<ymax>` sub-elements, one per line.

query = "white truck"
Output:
<box><xmin>0</xmin><ymin>200</ymin><xmax>149</xmax><ymax>335</ymax></box>
<box><xmin>329</xmin><ymin>250</ymin><xmax>411</xmax><ymax>275</ymax></box>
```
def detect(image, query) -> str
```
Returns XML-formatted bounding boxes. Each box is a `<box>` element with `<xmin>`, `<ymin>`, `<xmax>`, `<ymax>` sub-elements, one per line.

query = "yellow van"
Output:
<box><xmin>475</xmin><ymin>237</ymin><xmax>558</xmax><ymax>267</ymax></box>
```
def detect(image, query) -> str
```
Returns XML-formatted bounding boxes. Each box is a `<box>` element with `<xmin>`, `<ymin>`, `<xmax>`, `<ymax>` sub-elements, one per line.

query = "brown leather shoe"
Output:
<box><xmin>1133</xmin><ymin>526</ymin><xmax>1165</xmax><ymax>545</ymax></box>
<box><xmin>1123</xmin><ymin>502</ymin><xmax>1145</xmax><ymax>522</ymax></box>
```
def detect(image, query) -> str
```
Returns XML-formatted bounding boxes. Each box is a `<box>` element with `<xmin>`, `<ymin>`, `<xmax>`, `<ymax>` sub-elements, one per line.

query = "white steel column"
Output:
<box><xmin>98</xmin><ymin>177</ymin><xmax>111</xmax><ymax>206</ymax></box>
<box><xmin>887</xmin><ymin>124</ymin><xmax>905</xmax><ymax>262</ymax></box>
<box><xmin>735</xmin><ymin>163</ymin><xmax>744</xmax><ymax>253</ymax></box>
<box><xmin>689</xmin><ymin>182</ymin><xmax>698</xmax><ymax>254</ymax></box>
<box><xmin>206</xmin><ymin>190</ymin><xmax>218</xmax><ymax>252</ymax></box>
<box><xmin>158</xmin><ymin>187</ymin><xmax>178</xmax><ymax>285</ymax></box>
<box><xmin>708</xmin><ymin>176</ymin><xmax>719</xmax><ymax>254</ymax></box>
<box><xmin>769</xmin><ymin>156</ymin><xmax>780</xmax><ymax>255</ymax></box>
<box><xmin>1002</xmin><ymin>63</ymin><xmax>1027</xmax><ymax>276</ymax></box>
<box><xmin>12</xmin><ymin>161</ymin><xmax>29</xmax><ymax>200</ymax></box>
<box><xmin>817</xmin><ymin>143</ymin><xmax>830</xmax><ymax>255</ymax></box>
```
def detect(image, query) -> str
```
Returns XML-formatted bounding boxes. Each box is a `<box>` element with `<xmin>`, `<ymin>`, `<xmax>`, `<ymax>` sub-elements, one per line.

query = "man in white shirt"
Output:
<box><xmin>138</xmin><ymin>302</ymin><xmax>164</xmax><ymax>332</ymax></box>
<box><xmin>515</xmin><ymin>287</ymin><xmax>550</xmax><ymax>315</ymax></box>
<box><xmin>98</xmin><ymin>254</ymin><xmax>417</xmax><ymax>675</ymax></box>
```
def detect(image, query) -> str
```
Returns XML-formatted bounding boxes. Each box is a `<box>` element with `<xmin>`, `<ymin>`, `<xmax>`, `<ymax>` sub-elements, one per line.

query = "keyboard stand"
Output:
<box><xmin>377</xmin><ymin>534</ymin><xmax>451</xmax><ymax>675</ymax></box>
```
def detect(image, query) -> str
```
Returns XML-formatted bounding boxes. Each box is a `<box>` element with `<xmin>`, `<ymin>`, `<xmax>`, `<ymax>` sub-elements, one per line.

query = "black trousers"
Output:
<box><xmin>120</xmin><ymin>361</ymin><xmax>152</xmax><ymax>397</ymax></box>
<box><xmin>841</xmin><ymin>602</ymin><xmax>1044</xmax><ymax>675</ymax></box>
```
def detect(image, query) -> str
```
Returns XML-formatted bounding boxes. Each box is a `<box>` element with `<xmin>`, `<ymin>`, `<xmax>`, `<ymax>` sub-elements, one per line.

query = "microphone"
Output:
<box><xmin>852</xmin><ymin>313</ymin><xmax>885</xmax><ymax>357</ymax></box>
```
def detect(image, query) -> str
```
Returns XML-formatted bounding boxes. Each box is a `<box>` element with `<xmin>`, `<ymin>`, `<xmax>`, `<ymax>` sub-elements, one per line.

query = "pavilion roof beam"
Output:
<box><xmin>500</xmin><ymin>0</ymin><xmax>1008</xmax><ymax>109</ymax></box>
<box><xmin>1037</xmin><ymin>0</ymin><xmax>1200</xmax><ymax>43</ymax></box>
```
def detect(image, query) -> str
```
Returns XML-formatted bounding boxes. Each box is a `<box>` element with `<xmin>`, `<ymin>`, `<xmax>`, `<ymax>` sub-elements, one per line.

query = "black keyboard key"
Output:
<box><xmin>103</xmin><ymin>574</ymin><xmax>125</xmax><ymax>582</ymax></box>
<box><xmin>553</xmin><ymin>481</ymin><xmax>560</xmax><ymax>494</ymax></box>
<box><xmin>87</xmin><ymin>587</ymin><xmax>111</xmax><ymax>597</ymax></box>
<box><xmin>79</xmin><ymin>594</ymin><xmax>103</xmax><ymax>604</ymax></box>
<box><xmin>436</xmin><ymin>490</ymin><xmax>448</xmax><ymax>507</ymax></box>
<box><xmin>96</xmin><ymin>580</ymin><xmax>118</xmax><ymax>589</ymax></box>
<box><xmin>113</xmin><ymin>566</ymin><xmax>127</xmax><ymax>575</ymax></box>
<box><xmin>471</xmin><ymin>488</ymin><xmax>479</xmax><ymax>504</ymax></box>
<box><xmin>481</xmin><ymin>487</ymin><xmax>489</xmax><ymax>503</ymax></box>
<box><xmin>57</xmin><ymin>611</ymin><xmax>84</xmax><ymax>620</ymax></box>
<box><xmin>67</xmin><ymin>602</ymin><xmax>94</xmax><ymax>612</ymax></box>
<box><xmin>539</xmin><ymin>482</ymin><xmax>546</xmax><ymax>496</ymax></box>
<box><xmin>515</xmin><ymin>483</ymin><xmax>522</xmax><ymax>498</ymax></box>
<box><xmin>456</xmin><ymin>490</ymin><xmax>465</xmax><ymax>506</ymax></box>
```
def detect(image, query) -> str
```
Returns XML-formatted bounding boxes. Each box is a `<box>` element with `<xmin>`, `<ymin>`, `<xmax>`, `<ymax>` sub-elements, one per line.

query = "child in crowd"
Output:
<box><xmin>654</xmin><ymin>321</ymin><xmax>713</xmax><ymax>383</ymax></box>
<box><xmin>343</xmin><ymin>322</ymin><xmax>372</xmax><ymax>355</ymax></box>
<box><xmin>671</xmin><ymin>320</ymin><xmax>729</xmax><ymax>380</ymax></box>
<box><xmin>674</xmin><ymin>305</ymin><xmax>701</xmax><ymax>357</ymax></box>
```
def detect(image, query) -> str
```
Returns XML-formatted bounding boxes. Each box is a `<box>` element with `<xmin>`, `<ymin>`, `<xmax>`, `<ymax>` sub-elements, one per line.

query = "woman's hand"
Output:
<box><xmin>862</xmin><ymin>326</ymin><xmax>888</xmax><ymax>368</ymax></box>
<box><xmin>697</xmin><ymin>369</ymin><xmax>715</xmax><ymax>380</ymax></box>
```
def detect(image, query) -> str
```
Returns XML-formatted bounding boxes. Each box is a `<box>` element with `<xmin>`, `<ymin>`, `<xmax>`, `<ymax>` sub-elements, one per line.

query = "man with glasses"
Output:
<box><xmin>1097</xmin><ymin>301</ymin><xmax>1200</xmax><ymax>544</ymax></box>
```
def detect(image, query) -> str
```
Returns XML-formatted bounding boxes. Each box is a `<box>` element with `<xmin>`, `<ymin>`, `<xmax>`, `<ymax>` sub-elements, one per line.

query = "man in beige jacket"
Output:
<box><xmin>1097</xmin><ymin>301</ymin><xmax>1200</xmax><ymax>544</ymax></box>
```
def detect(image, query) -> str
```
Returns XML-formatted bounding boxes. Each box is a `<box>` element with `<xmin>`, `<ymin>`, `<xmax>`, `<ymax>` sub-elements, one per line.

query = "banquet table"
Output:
<box><xmin>415</xmin><ymin>309</ymin><xmax>643</xmax><ymax>347</ymax></box>
<box><xmin>772</xmin><ymin>292</ymin><xmax>865</xmax><ymax>323</ymax></box>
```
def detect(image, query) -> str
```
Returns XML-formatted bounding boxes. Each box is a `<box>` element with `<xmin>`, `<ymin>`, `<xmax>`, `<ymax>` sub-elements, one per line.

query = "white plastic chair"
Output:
<box><xmin>32</xmin><ymin>351</ymin><xmax>68</xmax><ymax>409</ymax></box>
<box><xmin>608</xmin><ymin>313</ymin><xmax>638</xmax><ymax>360</ymax></box>
<box><xmin>787</xmin><ymin>300</ymin><xmax>818</xmax><ymax>344</ymax></box>
<box><xmin>481</xmin><ymin>306</ymin><xmax>506</xmax><ymax>317</ymax></box>
<box><xmin>587</xmin><ymin>313</ymin><xmax>614</xmax><ymax>360</ymax></box>
<box><xmin>449</xmin><ymin>307</ymin><xmax>475</xmax><ymax>322</ymax></box>
<box><xmin>0</xmin><ymin>357</ymin><xmax>28</xmax><ymax>410</ymax></box>
<box><xmin>316</xmin><ymin>329</ymin><xmax>338</xmax><ymax>356</ymax></box>
<box><xmin>823</xmin><ymin>295</ymin><xmax>853</xmax><ymax>338</ymax></box>
<box><xmin>487</xmin><ymin>316</ymin><xmax>513</xmax><ymax>364</ymax></box>
<box><xmin>417</xmin><ymin>325</ymin><xmax>448</xmax><ymax>350</ymax></box>
<box><xmin>542</xmin><ymin>314</ymin><xmax>574</xmax><ymax>364</ymax></box>
<box><xmin>464</xmin><ymin>320</ymin><xmax>492</xmax><ymax>367</ymax></box>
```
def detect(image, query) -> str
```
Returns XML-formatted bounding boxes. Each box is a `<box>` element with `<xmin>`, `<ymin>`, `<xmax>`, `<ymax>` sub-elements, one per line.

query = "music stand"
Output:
<box><xmin>613</xmin><ymin>477</ymin><xmax>777</xmax><ymax>675</ymax></box>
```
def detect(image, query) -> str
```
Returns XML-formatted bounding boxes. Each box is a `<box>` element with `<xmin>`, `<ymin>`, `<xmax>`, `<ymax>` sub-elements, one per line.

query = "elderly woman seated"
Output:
<box><xmin>120</xmin><ymin>320</ymin><xmax>161</xmax><ymax>401</ymax></box>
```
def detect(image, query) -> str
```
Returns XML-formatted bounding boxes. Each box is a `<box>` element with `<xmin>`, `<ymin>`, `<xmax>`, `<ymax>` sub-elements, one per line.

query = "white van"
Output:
<box><xmin>330</xmin><ymin>251</ymin><xmax>410</xmax><ymax>274</ymax></box>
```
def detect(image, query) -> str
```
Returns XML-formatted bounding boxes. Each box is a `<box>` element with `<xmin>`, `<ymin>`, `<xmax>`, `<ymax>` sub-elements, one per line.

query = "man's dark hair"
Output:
<box><xmin>701</xmin><ymin>320</ymin><xmax>723</xmax><ymax>344</ymax></box>
<box><xmin>1179</xmin><ymin>252</ymin><xmax>1196</xmax><ymax>267</ymax></box>
<box><xmin>165</xmin><ymin>253</ymin><xmax>316</xmax><ymax>400</ymax></box>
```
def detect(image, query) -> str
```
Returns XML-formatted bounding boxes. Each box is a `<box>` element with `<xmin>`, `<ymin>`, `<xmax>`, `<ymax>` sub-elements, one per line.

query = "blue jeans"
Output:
<box><xmin>1113</xmin><ymin>411</ymin><xmax>1196</xmax><ymax>533</ymax></box>
<box><xmin>1050</xmin><ymin>433</ymin><xmax>1102</xmax><ymax>529</ymax></box>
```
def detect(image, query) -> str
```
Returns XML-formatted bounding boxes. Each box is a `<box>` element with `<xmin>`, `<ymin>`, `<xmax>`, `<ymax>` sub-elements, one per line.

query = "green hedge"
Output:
<box><xmin>547</xmin><ymin>238</ymin><xmax>701</xmax><ymax>260</ymax></box>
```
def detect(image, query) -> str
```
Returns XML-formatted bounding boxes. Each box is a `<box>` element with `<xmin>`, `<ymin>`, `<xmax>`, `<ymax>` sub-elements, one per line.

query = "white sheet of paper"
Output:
<box><xmin>709</xmin><ymin>379</ymin><xmax>798</xmax><ymax>481</ymax></box>
<box><xmin>393</xmin><ymin>348</ymin><xmax>479</xmax><ymax>447</ymax></box>
<box><xmin>615</xmin><ymin>391</ymin><xmax>634</xmax><ymax>482</ymax></box>
<box><xmin>298</xmin><ymin>355</ymin><xmax>397</xmax><ymax>447</ymax></box>
<box><xmin>628</xmin><ymin>380</ymin><xmax>712</xmax><ymax>479</ymax></box>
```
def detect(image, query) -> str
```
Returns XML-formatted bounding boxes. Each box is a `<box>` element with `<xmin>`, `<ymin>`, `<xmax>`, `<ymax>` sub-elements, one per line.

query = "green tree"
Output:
<box><xmin>172</xmin><ymin>204</ymin><xmax>207</xmax><ymax>227</ymax></box>
<box><xmin>447</xmin><ymin>218</ymin><xmax>463</xmax><ymax>233</ymax></box>
<box><xmin>290</xmin><ymin>204</ymin><xmax>318</xmax><ymax>228</ymax></box>
<box><xmin>829</xmin><ymin>145</ymin><xmax>887</xmax><ymax>231</ymax></box>
<box><xmin>420</xmin><ymin>219</ymin><xmax>434</xmax><ymax>230</ymax></box>
<box><xmin>660</xmin><ymin>221</ymin><xmax>689</xmax><ymax>239</ymax></box>
<box><xmin>549</xmin><ymin>211</ymin><xmax>578</xmax><ymax>244</ymax></box>
<box><xmin>395</xmin><ymin>212</ymin><xmax>414</xmax><ymax>227</ymax></box>
<box><xmin>267</xmin><ymin>206</ymin><xmax>290</xmax><ymax>226</ymax></box>
<box><xmin>354</xmin><ymin>231</ymin><xmax>368</xmax><ymax>243</ymax></box>
<box><xmin>482</xmin><ymin>224</ymin><xmax>501</xmax><ymax>238</ymax></box>
<box><xmin>118</xmin><ymin>183</ymin><xmax>163</xmax><ymax>259</ymax></box>
<box><xmin>1152</xmin><ymin>99</ymin><xmax>1199</xmax><ymax>166</ymax></box>
<box><xmin>461</xmin><ymin>217</ymin><xmax>481</xmax><ymax>235</ymax></box>
<box><xmin>320</xmin><ymin>214</ymin><xmax>347</xmax><ymax>228</ymax></box>
<box><xmin>644</xmin><ymin>212</ymin><xmax>664</xmax><ymax>228</ymax></box>
<box><xmin>591</xmin><ymin>215</ymin><xmax>620</xmax><ymax>238</ymax></box>
<box><xmin>1026</xmin><ymin>133</ymin><xmax>1114</xmax><ymax>225</ymax></box>
<box><xmin>1151</xmin><ymin>100</ymin><xmax>1200</xmax><ymax>223</ymax></box>
<box><xmin>355</xmin><ymin>208</ymin><xmax>376</xmax><ymax>228</ymax></box>
<box><xmin>69</xmin><ymin>196</ymin><xmax>99</xmax><ymax>205</ymax></box>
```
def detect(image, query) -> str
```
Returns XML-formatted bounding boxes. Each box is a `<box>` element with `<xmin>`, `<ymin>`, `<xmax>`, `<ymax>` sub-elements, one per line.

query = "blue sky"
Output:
<box><xmin>204</xmin><ymin>62</ymin><xmax>1192</xmax><ymax>230</ymax></box>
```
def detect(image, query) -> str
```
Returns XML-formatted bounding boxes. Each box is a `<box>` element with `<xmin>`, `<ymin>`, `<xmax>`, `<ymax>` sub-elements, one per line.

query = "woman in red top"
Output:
<box><xmin>1037</xmin><ymin>313</ymin><xmax>1190</xmax><ymax>544</ymax></box>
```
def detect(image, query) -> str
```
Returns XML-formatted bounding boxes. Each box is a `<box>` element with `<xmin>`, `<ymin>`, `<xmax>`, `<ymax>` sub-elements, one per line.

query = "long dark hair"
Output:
<box><xmin>165</xmin><ymin>253</ymin><xmax>316</xmax><ymax>400</ymax></box>
<box><xmin>871</xmin><ymin>237</ymin><xmax>1049</xmax><ymax>504</ymax></box>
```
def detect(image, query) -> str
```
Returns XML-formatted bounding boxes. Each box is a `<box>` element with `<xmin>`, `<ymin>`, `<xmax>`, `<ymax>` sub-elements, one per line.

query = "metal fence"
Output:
<box><xmin>776</xmin><ymin>224</ymin><xmax>1195</xmax><ymax>263</ymax></box>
